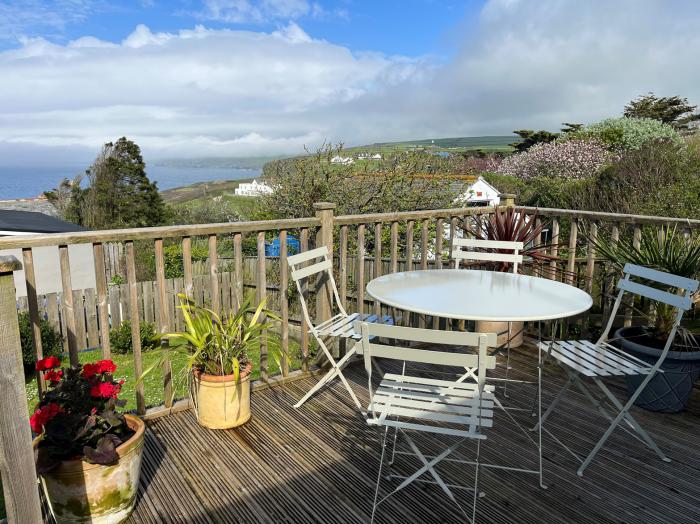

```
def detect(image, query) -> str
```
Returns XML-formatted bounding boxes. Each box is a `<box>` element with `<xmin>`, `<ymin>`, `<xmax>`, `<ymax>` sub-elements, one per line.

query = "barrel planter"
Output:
<box><xmin>37</xmin><ymin>414</ymin><xmax>145</xmax><ymax>524</ymax></box>
<box><xmin>616</xmin><ymin>327</ymin><xmax>700</xmax><ymax>413</ymax></box>
<box><xmin>192</xmin><ymin>362</ymin><xmax>252</xmax><ymax>429</ymax></box>
<box><xmin>476</xmin><ymin>320</ymin><xmax>524</xmax><ymax>348</ymax></box>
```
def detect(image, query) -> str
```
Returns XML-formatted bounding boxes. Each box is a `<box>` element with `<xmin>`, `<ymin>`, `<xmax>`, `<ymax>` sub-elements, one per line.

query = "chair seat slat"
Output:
<box><xmin>557</xmin><ymin>341</ymin><xmax>640</xmax><ymax>376</ymax></box>
<box><xmin>371</xmin><ymin>393</ymin><xmax>494</xmax><ymax>415</ymax></box>
<box><xmin>367</xmin><ymin>418</ymin><xmax>488</xmax><ymax>439</ymax></box>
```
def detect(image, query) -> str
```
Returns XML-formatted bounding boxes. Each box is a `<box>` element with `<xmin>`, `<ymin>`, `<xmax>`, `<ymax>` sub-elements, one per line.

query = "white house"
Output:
<box><xmin>234</xmin><ymin>179</ymin><xmax>273</xmax><ymax>197</ymax></box>
<box><xmin>331</xmin><ymin>155</ymin><xmax>354</xmax><ymax>165</ymax></box>
<box><xmin>357</xmin><ymin>152</ymin><xmax>382</xmax><ymax>160</ymax></box>
<box><xmin>458</xmin><ymin>177</ymin><xmax>501</xmax><ymax>207</ymax></box>
<box><xmin>0</xmin><ymin>210</ymin><xmax>95</xmax><ymax>298</ymax></box>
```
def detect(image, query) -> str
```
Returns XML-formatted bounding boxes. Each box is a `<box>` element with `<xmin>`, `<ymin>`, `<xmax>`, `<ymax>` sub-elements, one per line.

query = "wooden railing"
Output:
<box><xmin>1</xmin><ymin>195</ymin><xmax>699</xmax><ymax>523</ymax></box>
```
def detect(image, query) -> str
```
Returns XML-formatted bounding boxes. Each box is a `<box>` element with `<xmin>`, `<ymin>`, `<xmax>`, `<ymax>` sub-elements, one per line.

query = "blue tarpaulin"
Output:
<box><xmin>265</xmin><ymin>235</ymin><xmax>300</xmax><ymax>256</ymax></box>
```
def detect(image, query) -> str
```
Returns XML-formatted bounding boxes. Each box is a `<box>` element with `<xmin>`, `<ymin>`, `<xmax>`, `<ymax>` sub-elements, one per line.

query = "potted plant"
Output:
<box><xmin>466</xmin><ymin>207</ymin><xmax>553</xmax><ymax>347</ymax></box>
<box><xmin>148</xmin><ymin>294</ymin><xmax>279</xmax><ymax>430</ymax></box>
<box><xmin>593</xmin><ymin>226</ymin><xmax>700</xmax><ymax>412</ymax></box>
<box><xmin>31</xmin><ymin>356</ymin><xmax>144</xmax><ymax>523</ymax></box>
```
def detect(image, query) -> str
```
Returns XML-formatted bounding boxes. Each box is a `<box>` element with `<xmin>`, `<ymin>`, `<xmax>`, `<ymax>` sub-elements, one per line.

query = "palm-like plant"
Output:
<box><xmin>592</xmin><ymin>226</ymin><xmax>700</xmax><ymax>345</ymax></box>
<box><xmin>141</xmin><ymin>294</ymin><xmax>281</xmax><ymax>401</ymax></box>
<box><xmin>465</xmin><ymin>207</ymin><xmax>554</xmax><ymax>273</ymax></box>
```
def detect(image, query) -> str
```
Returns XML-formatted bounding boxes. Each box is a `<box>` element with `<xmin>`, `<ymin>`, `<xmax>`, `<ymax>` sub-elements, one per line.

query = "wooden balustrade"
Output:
<box><xmin>1</xmin><ymin>198</ymin><xmax>699</xmax><ymax>522</ymax></box>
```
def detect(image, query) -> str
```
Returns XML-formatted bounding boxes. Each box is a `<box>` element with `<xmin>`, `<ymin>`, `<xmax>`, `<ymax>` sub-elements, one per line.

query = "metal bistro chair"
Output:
<box><xmin>359</xmin><ymin>322</ymin><xmax>497</xmax><ymax>523</ymax></box>
<box><xmin>537</xmin><ymin>263</ymin><xmax>699</xmax><ymax>476</ymax></box>
<box><xmin>452</xmin><ymin>237</ymin><xmax>524</xmax><ymax>393</ymax></box>
<box><xmin>288</xmin><ymin>245</ymin><xmax>392</xmax><ymax>410</ymax></box>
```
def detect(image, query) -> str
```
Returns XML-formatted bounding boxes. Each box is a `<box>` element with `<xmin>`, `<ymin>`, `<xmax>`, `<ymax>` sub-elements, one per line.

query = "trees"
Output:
<box><xmin>46</xmin><ymin>138</ymin><xmax>167</xmax><ymax>229</ymax></box>
<box><xmin>624</xmin><ymin>93</ymin><xmax>700</xmax><ymax>133</ymax></box>
<box><xmin>509</xmin><ymin>123</ymin><xmax>583</xmax><ymax>152</ymax></box>
<box><xmin>509</xmin><ymin>129</ymin><xmax>559</xmax><ymax>152</ymax></box>
<box><xmin>259</xmin><ymin>144</ymin><xmax>462</xmax><ymax>219</ymax></box>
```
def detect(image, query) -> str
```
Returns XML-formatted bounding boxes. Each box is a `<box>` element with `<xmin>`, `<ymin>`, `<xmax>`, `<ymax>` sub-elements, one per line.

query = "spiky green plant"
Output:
<box><xmin>140</xmin><ymin>293</ymin><xmax>281</xmax><ymax>402</ymax></box>
<box><xmin>592</xmin><ymin>226</ymin><xmax>700</xmax><ymax>345</ymax></box>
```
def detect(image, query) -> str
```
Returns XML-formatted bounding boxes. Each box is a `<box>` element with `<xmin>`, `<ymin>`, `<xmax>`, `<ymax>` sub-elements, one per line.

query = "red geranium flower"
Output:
<box><xmin>90</xmin><ymin>382</ymin><xmax>122</xmax><ymax>399</ymax></box>
<box><xmin>96</xmin><ymin>360</ymin><xmax>117</xmax><ymax>374</ymax></box>
<box><xmin>43</xmin><ymin>369</ymin><xmax>63</xmax><ymax>385</ymax></box>
<box><xmin>81</xmin><ymin>363</ymin><xmax>99</xmax><ymax>378</ymax></box>
<box><xmin>30</xmin><ymin>403</ymin><xmax>64</xmax><ymax>434</ymax></box>
<box><xmin>36</xmin><ymin>356</ymin><xmax>61</xmax><ymax>371</ymax></box>
<box><xmin>82</xmin><ymin>360</ymin><xmax>117</xmax><ymax>378</ymax></box>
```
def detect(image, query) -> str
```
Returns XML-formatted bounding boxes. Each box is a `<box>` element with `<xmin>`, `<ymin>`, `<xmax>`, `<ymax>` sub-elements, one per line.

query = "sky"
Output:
<box><xmin>1</xmin><ymin>0</ymin><xmax>700</xmax><ymax>165</ymax></box>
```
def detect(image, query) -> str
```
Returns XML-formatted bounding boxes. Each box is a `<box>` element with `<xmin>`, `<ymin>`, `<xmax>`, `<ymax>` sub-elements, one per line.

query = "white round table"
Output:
<box><xmin>366</xmin><ymin>269</ymin><xmax>593</xmax><ymax>322</ymax></box>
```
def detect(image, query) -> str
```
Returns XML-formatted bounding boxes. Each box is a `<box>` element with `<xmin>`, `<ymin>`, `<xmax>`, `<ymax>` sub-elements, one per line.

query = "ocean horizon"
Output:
<box><xmin>0</xmin><ymin>165</ymin><xmax>261</xmax><ymax>200</ymax></box>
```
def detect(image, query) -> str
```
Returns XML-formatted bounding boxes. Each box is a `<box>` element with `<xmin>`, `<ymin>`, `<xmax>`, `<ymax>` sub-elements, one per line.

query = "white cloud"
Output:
<box><xmin>1</xmin><ymin>0</ymin><xmax>700</xmax><ymax>164</ymax></box>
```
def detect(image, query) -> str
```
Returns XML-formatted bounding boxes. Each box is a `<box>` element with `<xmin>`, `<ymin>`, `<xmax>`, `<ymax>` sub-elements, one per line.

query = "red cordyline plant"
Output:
<box><xmin>464</xmin><ymin>208</ymin><xmax>555</xmax><ymax>273</ymax></box>
<box><xmin>31</xmin><ymin>356</ymin><xmax>133</xmax><ymax>474</ymax></box>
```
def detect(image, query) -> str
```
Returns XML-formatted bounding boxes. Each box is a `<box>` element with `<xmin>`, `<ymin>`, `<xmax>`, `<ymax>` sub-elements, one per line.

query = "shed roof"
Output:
<box><xmin>0</xmin><ymin>209</ymin><xmax>85</xmax><ymax>234</ymax></box>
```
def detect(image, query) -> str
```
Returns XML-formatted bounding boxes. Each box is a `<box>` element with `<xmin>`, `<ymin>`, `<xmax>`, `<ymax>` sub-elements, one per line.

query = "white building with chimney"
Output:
<box><xmin>234</xmin><ymin>180</ymin><xmax>273</xmax><ymax>197</ymax></box>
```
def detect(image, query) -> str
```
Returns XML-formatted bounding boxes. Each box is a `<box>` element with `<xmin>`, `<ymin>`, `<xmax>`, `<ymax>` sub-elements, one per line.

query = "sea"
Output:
<box><xmin>0</xmin><ymin>165</ymin><xmax>262</xmax><ymax>200</ymax></box>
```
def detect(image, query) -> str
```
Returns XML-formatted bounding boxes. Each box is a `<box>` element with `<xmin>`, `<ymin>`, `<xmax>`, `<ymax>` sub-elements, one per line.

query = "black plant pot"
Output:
<box><xmin>615</xmin><ymin>327</ymin><xmax>700</xmax><ymax>413</ymax></box>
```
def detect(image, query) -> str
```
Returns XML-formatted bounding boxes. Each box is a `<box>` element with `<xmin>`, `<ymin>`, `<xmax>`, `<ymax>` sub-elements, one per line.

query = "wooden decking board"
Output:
<box><xmin>122</xmin><ymin>344</ymin><xmax>700</xmax><ymax>524</ymax></box>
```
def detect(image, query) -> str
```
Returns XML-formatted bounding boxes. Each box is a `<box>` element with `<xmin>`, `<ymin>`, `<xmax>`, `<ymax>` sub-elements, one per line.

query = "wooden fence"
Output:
<box><xmin>1</xmin><ymin>197</ymin><xmax>700</xmax><ymax>523</ymax></box>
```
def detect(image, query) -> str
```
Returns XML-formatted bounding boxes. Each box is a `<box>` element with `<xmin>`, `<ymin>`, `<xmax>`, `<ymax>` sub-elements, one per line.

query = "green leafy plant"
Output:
<box><xmin>570</xmin><ymin>117</ymin><xmax>683</xmax><ymax>152</ymax></box>
<box><xmin>465</xmin><ymin>208</ymin><xmax>554</xmax><ymax>273</ymax></box>
<box><xmin>31</xmin><ymin>357</ymin><xmax>132</xmax><ymax>473</ymax></box>
<box><xmin>109</xmin><ymin>320</ymin><xmax>159</xmax><ymax>354</ymax></box>
<box><xmin>591</xmin><ymin>226</ymin><xmax>700</xmax><ymax>346</ymax></box>
<box><xmin>18</xmin><ymin>312</ymin><xmax>63</xmax><ymax>369</ymax></box>
<box><xmin>141</xmin><ymin>294</ymin><xmax>280</xmax><ymax>401</ymax></box>
<box><xmin>109</xmin><ymin>274</ymin><xmax>124</xmax><ymax>286</ymax></box>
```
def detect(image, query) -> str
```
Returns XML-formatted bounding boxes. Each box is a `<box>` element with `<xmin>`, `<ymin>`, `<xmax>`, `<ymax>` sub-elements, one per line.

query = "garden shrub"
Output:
<box><xmin>570</xmin><ymin>117</ymin><xmax>683</xmax><ymax>152</ymax></box>
<box><xmin>497</xmin><ymin>139</ymin><xmax>612</xmax><ymax>180</ymax></box>
<box><xmin>109</xmin><ymin>320</ymin><xmax>159</xmax><ymax>354</ymax></box>
<box><xmin>18</xmin><ymin>312</ymin><xmax>63</xmax><ymax>368</ymax></box>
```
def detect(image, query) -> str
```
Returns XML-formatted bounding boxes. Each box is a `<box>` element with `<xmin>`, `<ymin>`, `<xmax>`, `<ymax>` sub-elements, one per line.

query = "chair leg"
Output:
<box><xmin>577</xmin><ymin>379</ymin><xmax>668</xmax><ymax>477</ymax></box>
<box><xmin>472</xmin><ymin>439</ymin><xmax>481</xmax><ymax>524</ymax></box>
<box><xmin>295</xmin><ymin>345</ymin><xmax>361</xmax><ymax>410</ymax></box>
<box><xmin>594</xmin><ymin>379</ymin><xmax>670</xmax><ymax>463</ymax></box>
<box><xmin>531</xmin><ymin>373</ymin><xmax>573</xmax><ymax>431</ymax></box>
<box><xmin>371</xmin><ymin>427</ymin><xmax>390</xmax><ymax>524</ymax></box>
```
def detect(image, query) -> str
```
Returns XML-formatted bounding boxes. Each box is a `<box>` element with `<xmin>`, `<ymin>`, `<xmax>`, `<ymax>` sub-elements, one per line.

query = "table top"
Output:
<box><xmin>366</xmin><ymin>269</ymin><xmax>593</xmax><ymax>322</ymax></box>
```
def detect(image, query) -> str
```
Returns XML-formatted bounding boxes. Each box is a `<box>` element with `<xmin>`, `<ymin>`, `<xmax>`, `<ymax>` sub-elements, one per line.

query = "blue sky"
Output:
<box><xmin>1</xmin><ymin>0</ymin><xmax>699</xmax><ymax>164</ymax></box>
<box><xmin>0</xmin><ymin>0</ymin><xmax>482</xmax><ymax>56</ymax></box>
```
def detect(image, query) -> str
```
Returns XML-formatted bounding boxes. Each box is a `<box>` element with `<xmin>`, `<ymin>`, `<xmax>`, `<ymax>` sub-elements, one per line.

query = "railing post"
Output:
<box><xmin>499</xmin><ymin>193</ymin><xmax>516</xmax><ymax>208</ymax></box>
<box><xmin>0</xmin><ymin>255</ymin><xmax>44</xmax><ymax>524</ymax></box>
<box><xmin>313</xmin><ymin>202</ymin><xmax>336</xmax><ymax>354</ymax></box>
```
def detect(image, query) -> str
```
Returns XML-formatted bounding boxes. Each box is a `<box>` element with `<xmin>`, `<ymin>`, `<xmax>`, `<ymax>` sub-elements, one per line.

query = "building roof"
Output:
<box><xmin>0</xmin><ymin>209</ymin><xmax>86</xmax><ymax>234</ymax></box>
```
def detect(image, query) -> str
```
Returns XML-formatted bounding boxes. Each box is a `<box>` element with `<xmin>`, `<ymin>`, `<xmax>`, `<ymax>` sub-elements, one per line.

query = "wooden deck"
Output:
<box><xmin>129</xmin><ymin>345</ymin><xmax>700</xmax><ymax>524</ymax></box>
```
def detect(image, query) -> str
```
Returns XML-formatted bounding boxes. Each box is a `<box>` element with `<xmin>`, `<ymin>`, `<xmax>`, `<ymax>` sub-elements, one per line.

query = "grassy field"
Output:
<box><xmin>25</xmin><ymin>339</ymin><xmax>304</xmax><ymax>414</ymax></box>
<box><xmin>160</xmin><ymin>178</ymin><xmax>254</xmax><ymax>204</ymax></box>
<box><xmin>348</xmin><ymin>135</ymin><xmax>515</xmax><ymax>154</ymax></box>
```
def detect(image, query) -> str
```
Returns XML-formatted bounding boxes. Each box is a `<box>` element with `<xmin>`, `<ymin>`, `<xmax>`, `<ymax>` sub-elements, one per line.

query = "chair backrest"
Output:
<box><xmin>287</xmin><ymin>246</ymin><xmax>345</xmax><ymax>328</ymax></box>
<box><xmin>359</xmin><ymin>322</ymin><xmax>497</xmax><ymax>411</ymax></box>
<box><xmin>601</xmin><ymin>263</ymin><xmax>699</xmax><ymax>367</ymax></box>
<box><xmin>452</xmin><ymin>237</ymin><xmax>524</xmax><ymax>273</ymax></box>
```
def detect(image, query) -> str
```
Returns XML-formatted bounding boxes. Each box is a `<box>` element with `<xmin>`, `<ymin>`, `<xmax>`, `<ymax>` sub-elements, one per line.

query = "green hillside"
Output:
<box><xmin>351</xmin><ymin>135</ymin><xmax>515</xmax><ymax>152</ymax></box>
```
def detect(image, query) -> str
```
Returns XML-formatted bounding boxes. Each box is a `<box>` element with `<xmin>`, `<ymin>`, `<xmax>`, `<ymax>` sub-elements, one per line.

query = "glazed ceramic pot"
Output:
<box><xmin>476</xmin><ymin>320</ymin><xmax>524</xmax><ymax>348</ymax></box>
<box><xmin>192</xmin><ymin>362</ymin><xmax>252</xmax><ymax>429</ymax></box>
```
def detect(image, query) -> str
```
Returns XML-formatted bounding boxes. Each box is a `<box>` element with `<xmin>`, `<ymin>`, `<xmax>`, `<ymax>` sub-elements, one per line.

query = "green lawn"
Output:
<box><xmin>26</xmin><ymin>340</ymin><xmax>304</xmax><ymax>414</ymax></box>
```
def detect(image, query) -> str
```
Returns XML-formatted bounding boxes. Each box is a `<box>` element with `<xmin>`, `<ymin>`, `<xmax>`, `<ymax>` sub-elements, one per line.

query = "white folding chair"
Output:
<box><xmin>537</xmin><ymin>263</ymin><xmax>699</xmax><ymax>476</ymax></box>
<box><xmin>358</xmin><ymin>322</ymin><xmax>497</xmax><ymax>523</ymax></box>
<box><xmin>288</xmin><ymin>245</ymin><xmax>392</xmax><ymax>410</ymax></box>
<box><xmin>452</xmin><ymin>237</ymin><xmax>524</xmax><ymax>393</ymax></box>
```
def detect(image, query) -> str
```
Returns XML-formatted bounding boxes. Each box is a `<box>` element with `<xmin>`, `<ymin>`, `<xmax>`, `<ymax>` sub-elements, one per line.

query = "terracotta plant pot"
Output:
<box><xmin>37</xmin><ymin>414</ymin><xmax>145</xmax><ymax>524</ymax></box>
<box><xmin>475</xmin><ymin>320</ymin><xmax>524</xmax><ymax>348</ymax></box>
<box><xmin>192</xmin><ymin>362</ymin><xmax>252</xmax><ymax>429</ymax></box>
